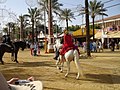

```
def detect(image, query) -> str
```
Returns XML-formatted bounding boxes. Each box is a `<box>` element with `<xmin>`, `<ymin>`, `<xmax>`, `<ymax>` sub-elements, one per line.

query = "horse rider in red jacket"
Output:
<box><xmin>60</xmin><ymin>30</ymin><xmax>80</xmax><ymax>61</ymax></box>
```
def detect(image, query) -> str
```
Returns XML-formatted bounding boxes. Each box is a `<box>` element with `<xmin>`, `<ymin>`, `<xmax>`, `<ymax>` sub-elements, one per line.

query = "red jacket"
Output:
<box><xmin>63</xmin><ymin>34</ymin><xmax>74</xmax><ymax>47</ymax></box>
<box><xmin>60</xmin><ymin>34</ymin><xmax>74</xmax><ymax>55</ymax></box>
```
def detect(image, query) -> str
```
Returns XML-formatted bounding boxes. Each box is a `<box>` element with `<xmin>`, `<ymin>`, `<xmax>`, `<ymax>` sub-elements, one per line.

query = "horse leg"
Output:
<box><xmin>74</xmin><ymin>50</ymin><xmax>83</xmax><ymax>79</ymax></box>
<box><xmin>11</xmin><ymin>52</ymin><xmax>14</xmax><ymax>61</ymax></box>
<box><xmin>65</xmin><ymin>60</ymin><xmax>70</xmax><ymax>77</ymax></box>
<box><xmin>60</xmin><ymin>61</ymin><xmax>64</xmax><ymax>73</ymax></box>
<box><xmin>0</xmin><ymin>53</ymin><xmax>4</xmax><ymax>64</ymax></box>
<box><xmin>56</xmin><ymin>57</ymin><xmax>64</xmax><ymax>73</ymax></box>
<box><xmin>56</xmin><ymin>59</ymin><xmax>60</xmax><ymax>70</ymax></box>
<box><xmin>14</xmin><ymin>52</ymin><xmax>19</xmax><ymax>63</ymax></box>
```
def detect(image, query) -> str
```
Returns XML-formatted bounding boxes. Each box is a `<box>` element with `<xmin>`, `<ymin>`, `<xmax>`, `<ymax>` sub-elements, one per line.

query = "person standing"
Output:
<box><xmin>30</xmin><ymin>43</ymin><xmax>34</xmax><ymax>55</ymax></box>
<box><xmin>92</xmin><ymin>40</ymin><xmax>97</xmax><ymax>52</ymax></box>
<box><xmin>33</xmin><ymin>42</ymin><xmax>38</xmax><ymax>56</ymax></box>
<box><xmin>98</xmin><ymin>40</ymin><xmax>103</xmax><ymax>52</ymax></box>
<box><xmin>110</xmin><ymin>39</ymin><xmax>115</xmax><ymax>51</ymax></box>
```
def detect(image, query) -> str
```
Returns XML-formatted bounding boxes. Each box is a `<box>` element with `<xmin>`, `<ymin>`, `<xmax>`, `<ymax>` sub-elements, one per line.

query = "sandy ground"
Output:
<box><xmin>0</xmin><ymin>48</ymin><xmax>120</xmax><ymax>90</ymax></box>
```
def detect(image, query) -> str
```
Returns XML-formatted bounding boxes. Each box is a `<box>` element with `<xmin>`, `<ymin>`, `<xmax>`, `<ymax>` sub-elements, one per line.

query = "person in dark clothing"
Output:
<box><xmin>2</xmin><ymin>35</ymin><xmax>11</xmax><ymax>44</ymax></box>
<box><xmin>53</xmin><ymin>45</ymin><xmax>60</xmax><ymax>60</ymax></box>
<box><xmin>2</xmin><ymin>35</ymin><xmax>14</xmax><ymax>50</ymax></box>
<box><xmin>110</xmin><ymin>39</ymin><xmax>115</xmax><ymax>51</ymax></box>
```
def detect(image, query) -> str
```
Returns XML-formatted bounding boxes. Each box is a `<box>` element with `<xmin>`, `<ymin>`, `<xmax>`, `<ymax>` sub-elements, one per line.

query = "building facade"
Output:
<box><xmin>95</xmin><ymin>14</ymin><xmax>120</xmax><ymax>31</ymax></box>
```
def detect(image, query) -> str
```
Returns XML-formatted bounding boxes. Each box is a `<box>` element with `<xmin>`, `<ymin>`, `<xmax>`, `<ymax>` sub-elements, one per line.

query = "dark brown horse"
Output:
<box><xmin>0</xmin><ymin>41</ymin><xmax>26</xmax><ymax>64</ymax></box>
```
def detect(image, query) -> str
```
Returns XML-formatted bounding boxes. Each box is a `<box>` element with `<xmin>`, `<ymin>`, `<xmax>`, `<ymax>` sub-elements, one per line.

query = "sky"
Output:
<box><xmin>0</xmin><ymin>0</ymin><xmax>120</xmax><ymax>27</ymax></box>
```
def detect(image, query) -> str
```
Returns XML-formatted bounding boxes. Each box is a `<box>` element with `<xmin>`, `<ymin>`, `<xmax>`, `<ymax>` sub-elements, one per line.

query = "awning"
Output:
<box><xmin>94</xmin><ymin>31</ymin><xmax>102</xmax><ymax>39</ymax></box>
<box><xmin>72</xmin><ymin>28</ymin><xmax>98</xmax><ymax>37</ymax></box>
<box><xmin>92</xmin><ymin>30</ymin><xmax>120</xmax><ymax>39</ymax></box>
<box><xmin>107</xmin><ymin>31</ymin><xmax>120</xmax><ymax>38</ymax></box>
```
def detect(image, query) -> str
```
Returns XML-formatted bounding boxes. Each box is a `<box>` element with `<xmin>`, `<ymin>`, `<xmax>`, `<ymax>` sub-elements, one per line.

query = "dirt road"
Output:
<box><xmin>0</xmin><ymin>49</ymin><xmax>120</xmax><ymax>90</ymax></box>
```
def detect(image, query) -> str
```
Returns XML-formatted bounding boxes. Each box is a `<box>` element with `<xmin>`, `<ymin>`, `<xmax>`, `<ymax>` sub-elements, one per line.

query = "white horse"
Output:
<box><xmin>54</xmin><ymin>39</ymin><xmax>83</xmax><ymax>79</ymax></box>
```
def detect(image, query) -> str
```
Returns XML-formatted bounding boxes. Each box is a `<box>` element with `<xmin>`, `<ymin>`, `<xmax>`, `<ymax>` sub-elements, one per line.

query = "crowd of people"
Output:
<box><xmin>82</xmin><ymin>39</ymin><xmax>120</xmax><ymax>52</ymax></box>
<box><xmin>1</xmin><ymin>30</ymin><xmax>120</xmax><ymax>90</ymax></box>
<box><xmin>82</xmin><ymin>40</ymin><xmax>103</xmax><ymax>53</ymax></box>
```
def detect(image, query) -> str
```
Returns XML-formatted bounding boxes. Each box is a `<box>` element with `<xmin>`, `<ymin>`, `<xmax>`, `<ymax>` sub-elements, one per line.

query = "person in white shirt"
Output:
<box><xmin>98</xmin><ymin>40</ymin><xmax>103</xmax><ymax>52</ymax></box>
<box><xmin>92</xmin><ymin>41</ymin><xmax>97</xmax><ymax>52</ymax></box>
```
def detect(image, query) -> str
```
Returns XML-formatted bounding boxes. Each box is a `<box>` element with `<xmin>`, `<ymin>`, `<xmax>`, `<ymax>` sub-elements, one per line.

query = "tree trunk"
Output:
<box><xmin>8</xmin><ymin>23</ymin><xmax>11</xmax><ymax>35</ymax></box>
<box><xmin>92</xmin><ymin>17</ymin><xmax>95</xmax><ymax>40</ymax></box>
<box><xmin>66</xmin><ymin>19</ymin><xmax>68</xmax><ymax>30</ymax></box>
<box><xmin>85</xmin><ymin>0</ymin><xmax>91</xmax><ymax>57</ymax></box>
<box><xmin>20</xmin><ymin>18</ymin><xmax>24</xmax><ymax>41</ymax></box>
<box><xmin>36</xmin><ymin>25</ymin><xmax>38</xmax><ymax>42</ymax></box>
<box><xmin>32</xmin><ymin>19</ymin><xmax>34</xmax><ymax>43</ymax></box>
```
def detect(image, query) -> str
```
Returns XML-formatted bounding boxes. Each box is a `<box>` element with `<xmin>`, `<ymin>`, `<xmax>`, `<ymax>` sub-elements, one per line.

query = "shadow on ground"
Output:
<box><xmin>84</xmin><ymin>73</ymin><xmax>120</xmax><ymax>84</ymax></box>
<box><xmin>2</xmin><ymin>60</ymin><xmax>56</xmax><ymax>68</ymax></box>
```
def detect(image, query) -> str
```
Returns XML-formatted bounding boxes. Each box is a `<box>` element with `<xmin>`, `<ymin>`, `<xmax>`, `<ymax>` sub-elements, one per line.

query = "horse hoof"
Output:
<box><xmin>76</xmin><ymin>77</ymin><xmax>79</xmax><ymax>80</ymax></box>
<box><xmin>65</xmin><ymin>75</ymin><xmax>67</xmax><ymax>78</ymax></box>
<box><xmin>1</xmin><ymin>62</ymin><xmax>4</xmax><ymax>65</ymax></box>
<box><xmin>65</xmin><ymin>74</ymin><xmax>68</xmax><ymax>77</ymax></box>
<box><xmin>60</xmin><ymin>70</ymin><xmax>63</xmax><ymax>73</ymax></box>
<box><xmin>59</xmin><ymin>67</ymin><xmax>61</xmax><ymax>70</ymax></box>
<box><xmin>16</xmin><ymin>61</ymin><xmax>19</xmax><ymax>63</ymax></box>
<box><xmin>56</xmin><ymin>66</ymin><xmax>59</xmax><ymax>70</ymax></box>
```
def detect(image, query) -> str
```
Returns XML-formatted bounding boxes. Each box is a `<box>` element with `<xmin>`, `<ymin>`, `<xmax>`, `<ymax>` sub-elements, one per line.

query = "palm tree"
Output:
<box><xmin>85</xmin><ymin>0</ymin><xmax>91</xmax><ymax>57</ymax></box>
<box><xmin>18</xmin><ymin>15</ymin><xmax>31</xmax><ymax>40</ymax></box>
<box><xmin>38</xmin><ymin>0</ymin><xmax>63</xmax><ymax>37</ymax></box>
<box><xmin>38</xmin><ymin>0</ymin><xmax>63</xmax><ymax>15</ymax></box>
<box><xmin>6</xmin><ymin>22</ymin><xmax>17</xmax><ymax>40</ymax></box>
<box><xmin>18</xmin><ymin>15</ymin><xmax>28</xmax><ymax>40</ymax></box>
<box><xmin>25</xmin><ymin>7</ymin><xmax>42</xmax><ymax>43</ymax></box>
<box><xmin>3</xmin><ymin>27</ymin><xmax>8</xmax><ymax>34</ymax></box>
<box><xmin>59</xmin><ymin>8</ymin><xmax>75</xmax><ymax>30</ymax></box>
<box><xmin>89</xmin><ymin>0</ymin><xmax>107</xmax><ymax>40</ymax></box>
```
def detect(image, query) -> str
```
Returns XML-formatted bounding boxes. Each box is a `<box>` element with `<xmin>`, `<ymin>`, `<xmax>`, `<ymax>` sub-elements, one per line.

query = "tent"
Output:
<box><xmin>107</xmin><ymin>31</ymin><xmax>120</xmax><ymax>38</ymax></box>
<box><xmin>72</xmin><ymin>28</ymin><xmax>98</xmax><ymax>38</ymax></box>
<box><xmin>92</xmin><ymin>30</ymin><xmax>120</xmax><ymax>39</ymax></box>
